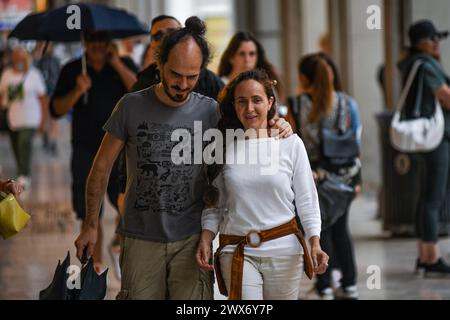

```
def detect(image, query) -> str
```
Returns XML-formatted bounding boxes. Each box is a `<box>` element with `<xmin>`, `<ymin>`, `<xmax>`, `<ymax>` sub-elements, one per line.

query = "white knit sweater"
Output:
<box><xmin>202</xmin><ymin>134</ymin><xmax>321</xmax><ymax>257</ymax></box>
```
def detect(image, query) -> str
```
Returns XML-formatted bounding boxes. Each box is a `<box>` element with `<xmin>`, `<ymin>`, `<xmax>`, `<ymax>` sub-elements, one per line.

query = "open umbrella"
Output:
<box><xmin>39</xmin><ymin>251</ymin><xmax>108</xmax><ymax>300</ymax></box>
<box><xmin>7</xmin><ymin>12</ymin><xmax>48</xmax><ymax>41</ymax></box>
<box><xmin>8</xmin><ymin>3</ymin><xmax>148</xmax><ymax>42</ymax></box>
<box><xmin>8</xmin><ymin>3</ymin><xmax>148</xmax><ymax>102</ymax></box>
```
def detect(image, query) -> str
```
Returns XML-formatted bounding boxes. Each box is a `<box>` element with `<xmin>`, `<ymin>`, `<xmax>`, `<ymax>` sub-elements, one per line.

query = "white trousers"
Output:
<box><xmin>219</xmin><ymin>253</ymin><xmax>303</xmax><ymax>300</ymax></box>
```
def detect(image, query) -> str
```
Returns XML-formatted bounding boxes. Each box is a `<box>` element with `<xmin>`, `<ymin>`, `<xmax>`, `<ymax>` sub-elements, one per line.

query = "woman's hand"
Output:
<box><xmin>195</xmin><ymin>230</ymin><xmax>215</xmax><ymax>271</ymax></box>
<box><xmin>0</xmin><ymin>179</ymin><xmax>23</xmax><ymax>198</ymax></box>
<box><xmin>309</xmin><ymin>236</ymin><xmax>329</xmax><ymax>275</ymax></box>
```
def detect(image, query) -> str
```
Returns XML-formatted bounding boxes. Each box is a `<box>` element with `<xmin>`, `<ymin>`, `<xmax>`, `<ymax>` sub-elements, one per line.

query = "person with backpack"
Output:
<box><xmin>288</xmin><ymin>52</ymin><xmax>362</xmax><ymax>300</ymax></box>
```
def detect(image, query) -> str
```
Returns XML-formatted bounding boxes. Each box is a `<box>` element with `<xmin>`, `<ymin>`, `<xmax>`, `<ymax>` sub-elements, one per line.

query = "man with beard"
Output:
<box><xmin>131</xmin><ymin>14</ymin><xmax>224</xmax><ymax>97</ymax></box>
<box><xmin>74</xmin><ymin>17</ymin><xmax>292</xmax><ymax>300</ymax></box>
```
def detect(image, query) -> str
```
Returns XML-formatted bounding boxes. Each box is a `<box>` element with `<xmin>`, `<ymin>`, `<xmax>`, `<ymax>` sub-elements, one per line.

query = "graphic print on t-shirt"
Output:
<box><xmin>135</xmin><ymin>121</ymin><xmax>194</xmax><ymax>216</ymax></box>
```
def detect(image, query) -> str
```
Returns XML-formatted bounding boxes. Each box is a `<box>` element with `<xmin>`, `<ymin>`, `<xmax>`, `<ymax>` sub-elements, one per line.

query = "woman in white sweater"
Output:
<box><xmin>196</xmin><ymin>69</ymin><xmax>328</xmax><ymax>300</ymax></box>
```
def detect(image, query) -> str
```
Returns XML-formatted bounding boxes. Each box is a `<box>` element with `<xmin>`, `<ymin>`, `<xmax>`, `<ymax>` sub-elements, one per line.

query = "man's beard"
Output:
<box><xmin>162</xmin><ymin>79</ymin><xmax>193</xmax><ymax>103</ymax></box>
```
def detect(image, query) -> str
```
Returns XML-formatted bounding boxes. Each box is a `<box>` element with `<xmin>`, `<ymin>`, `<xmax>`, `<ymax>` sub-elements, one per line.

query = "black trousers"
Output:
<box><xmin>316</xmin><ymin>204</ymin><xmax>357</xmax><ymax>291</ymax></box>
<box><xmin>71</xmin><ymin>146</ymin><xmax>120</xmax><ymax>220</ymax></box>
<box><xmin>416</xmin><ymin>138</ymin><xmax>450</xmax><ymax>243</ymax></box>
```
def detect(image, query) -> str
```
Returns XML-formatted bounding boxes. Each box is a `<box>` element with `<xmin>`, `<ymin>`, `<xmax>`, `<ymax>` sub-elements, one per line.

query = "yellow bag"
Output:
<box><xmin>0</xmin><ymin>192</ymin><xmax>31</xmax><ymax>239</ymax></box>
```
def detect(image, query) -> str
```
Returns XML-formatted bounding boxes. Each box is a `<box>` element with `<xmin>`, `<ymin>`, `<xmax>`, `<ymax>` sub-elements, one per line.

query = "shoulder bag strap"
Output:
<box><xmin>396</xmin><ymin>60</ymin><xmax>423</xmax><ymax>113</ymax></box>
<box><xmin>413</xmin><ymin>63</ymin><xmax>425</xmax><ymax>117</ymax></box>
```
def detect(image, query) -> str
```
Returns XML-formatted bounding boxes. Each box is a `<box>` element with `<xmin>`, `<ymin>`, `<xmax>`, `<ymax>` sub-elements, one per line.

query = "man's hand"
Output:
<box><xmin>195</xmin><ymin>230</ymin><xmax>215</xmax><ymax>271</ymax></box>
<box><xmin>107</xmin><ymin>43</ymin><xmax>122</xmax><ymax>68</ymax></box>
<box><xmin>75</xmin><ymin>222</ymin><xmax>98</xmax><ymax>262</ymax></box>
<box><xmin>75</xmin><ymin>74</ymin><xmax>92</xmax><ymax>96</ymax></box>
<box><xmin>268</xmin><ymin>118</ymin><xmax>293</xmax><ymax>139</ymax></box>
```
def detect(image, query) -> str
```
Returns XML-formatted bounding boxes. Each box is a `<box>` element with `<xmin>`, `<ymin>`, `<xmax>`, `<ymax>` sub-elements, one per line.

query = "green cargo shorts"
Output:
<box><xmin>116</xmin><ymin>233</ymin><xmax>213</xmax><ymax>300</ymax></box>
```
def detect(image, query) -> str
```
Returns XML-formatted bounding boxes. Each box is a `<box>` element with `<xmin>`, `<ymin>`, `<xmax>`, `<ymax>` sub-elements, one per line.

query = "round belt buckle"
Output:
<box><xmin>246</xmin><ymin>230</ymin><xmax>262</xmax><ymax>248</ymax></box>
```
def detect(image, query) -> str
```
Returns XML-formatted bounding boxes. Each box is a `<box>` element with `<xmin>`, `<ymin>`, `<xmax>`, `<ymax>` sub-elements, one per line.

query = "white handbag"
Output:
<box><xmin>390</xmin><ymin>60</ymin><xmax>444</xmax><ymax>152</ymax></box>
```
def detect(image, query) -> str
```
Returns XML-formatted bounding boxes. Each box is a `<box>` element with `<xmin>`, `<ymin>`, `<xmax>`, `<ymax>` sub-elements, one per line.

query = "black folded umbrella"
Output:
<box><xmin>39</xmin><ymin>251</ymin><xmax>108</xmax><ymax>300</ymax></box>
<box><xmin>39</xmin><ymin>252</ymin><xmax>71</xmax><ymax>300</ymax></box>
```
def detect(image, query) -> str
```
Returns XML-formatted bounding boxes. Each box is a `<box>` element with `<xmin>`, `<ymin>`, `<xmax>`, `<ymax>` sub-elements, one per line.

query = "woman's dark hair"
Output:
<box><xmin>298</xmin><ymin>52</ymin><xmax>339</xmax><ymax>123</ymax></box>
<box><xmin>156</xmin><ymin>16</ymin><xmax>211</xmax><ymax>69</ymax></box>
<box><xmin>317</xmin><ymin>52</ymin><xmax>342</xmax><ymax>91</ymax></box>
<box><xmin>203</xmin><ymin>69</ymin><xmax>277</xmax><ymax>207</ymax></box>
<box><xmin>218</xmin><ymin>31</ymin><xmax>284</xmax><ymax>99</ymax></box>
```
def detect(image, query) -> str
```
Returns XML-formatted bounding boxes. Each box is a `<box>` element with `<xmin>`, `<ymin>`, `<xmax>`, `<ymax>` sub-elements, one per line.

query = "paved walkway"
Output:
<box><xmin>1</xmin><ymin>121</ymin><xmax>449</xmax><ymax>300</ymax></box>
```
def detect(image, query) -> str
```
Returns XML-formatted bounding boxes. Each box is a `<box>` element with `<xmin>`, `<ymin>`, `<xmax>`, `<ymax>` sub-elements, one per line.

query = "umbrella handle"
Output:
<box><xmin>81</xmin><ymin>246</ymin><xmax>89</xmax><ymax>265</ymax></box>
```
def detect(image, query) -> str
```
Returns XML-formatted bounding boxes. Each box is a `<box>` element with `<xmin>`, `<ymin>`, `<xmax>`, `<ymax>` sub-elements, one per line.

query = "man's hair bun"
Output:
<box><xmin>185</xmin><ymin>16</ymin><xmax>206</xmax><ymax>36</ymax></box>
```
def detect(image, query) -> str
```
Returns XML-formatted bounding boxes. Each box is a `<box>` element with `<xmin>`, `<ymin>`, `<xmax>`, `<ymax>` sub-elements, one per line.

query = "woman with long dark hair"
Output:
<box><xmin>218</xmin><ymin>31</ymin><xmax>284</xmax><ymax>100</ymax></box>
<box><xmin>195</xmin><ymin>69</ymin><xmax>328</xmax><ymax>300</ymax></box>
<box><xmin>288</xmin><ymin>52</ymin><xmax>362</xmax><ymax>299</ymax></box>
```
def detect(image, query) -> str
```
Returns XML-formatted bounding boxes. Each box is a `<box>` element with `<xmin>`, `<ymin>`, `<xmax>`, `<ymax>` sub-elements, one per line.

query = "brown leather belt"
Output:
<box><xmin>214</xmin><ymin>218</ymin><xmax>314</xmax><ymax>300</ymax></box>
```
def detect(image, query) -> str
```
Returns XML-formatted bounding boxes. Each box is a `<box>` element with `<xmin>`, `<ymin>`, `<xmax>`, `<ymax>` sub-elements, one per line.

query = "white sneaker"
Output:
<box><xmin>335</xmin><ymin>285</ymin><xmax>359</xmax><ymax>300</ymax></box>
<box><xmin>318</xmin><ymin>287</ymin><xmax>335</xmax><ymax>300</ymax></box>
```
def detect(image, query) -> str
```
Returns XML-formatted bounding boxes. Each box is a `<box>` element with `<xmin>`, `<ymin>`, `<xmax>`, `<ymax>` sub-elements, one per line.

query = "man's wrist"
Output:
<box><xmin>73</xmin><ymin>86</ymin><xmax>85</xmax><ymax>99</ymax></box>
<box><xmin>84</xmin><ymin>217</ymin><xmax>99</xmax><ymax>229</ymax></box>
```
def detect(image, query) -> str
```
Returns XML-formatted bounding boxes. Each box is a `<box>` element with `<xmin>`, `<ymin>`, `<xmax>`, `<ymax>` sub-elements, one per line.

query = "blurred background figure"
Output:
<box><xmin>119</xmin><ymin>36</ymin><xmax>145</xmax><ymax>68</ymax></box>
<box><xmin>288</xmin><ymin>52</ymin><xmax>362</xmax><ymax>300</ymax></box>
<box><xmin>0</xmin><ymin>47</ymin><xmax>12</xmax><ymax>75</ymax></box>
<box><xmin>398</xmin><ymin>20</ymin><xmax>450</xmax><ymax>277</ymax></box>
<box><xmin>139</xmin><ymin>43</ymin><xmax>153</xmax><ymax>71</ymax></box>
<box><xmin>34</xmin><ymin>42</ymin><xmax>61</xmax><ymax>157</ymax></box>
<box><xmin>217</xmin><ymin>31</ymin><xmax>284</xmax><ymax>100</ymax></box>
<box><xmin>0</xmin><ymin>47</ymin><xmax>48</xmax><ymax>190</ymax></box>
<box><xmin>319</xmin><ymin>33</ymin><xmax>332</xmax><ymax>56</ymax></box>
<box><xmin>50</xmin><ymin>30</ymin><xmax>138</xmax><ymax>275</ymax></box>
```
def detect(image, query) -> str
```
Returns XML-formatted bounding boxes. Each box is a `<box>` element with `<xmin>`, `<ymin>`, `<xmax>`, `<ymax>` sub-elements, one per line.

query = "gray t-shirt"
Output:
<box><xmin>103</xmin><ymin>86</ymin><xmax>219</xmax><ymax>242</ymax></box>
